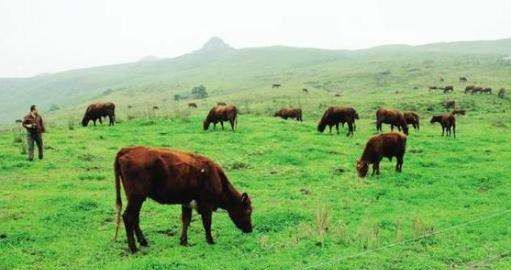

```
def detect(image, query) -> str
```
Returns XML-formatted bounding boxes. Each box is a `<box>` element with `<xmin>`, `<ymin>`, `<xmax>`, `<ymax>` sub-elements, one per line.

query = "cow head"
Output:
<box><xmin>356</xmin><ymin>160</ymin><xmax>369</xmax><ymax>178</ymax></box>
<box><xmin>81</xmin><ymin>117</ymin><xmax>89</xmax><ymax>127</ymax></box>
<box><xmin>228</xmin><ymin>192</ymin><xmax>253</xmax><ymax>233</ymax></box>
<box><xmin>402</xmin><ymin>125</ymin><xmax>409</xmax><ymax>135</ymax></box>
<box><xmin>317</xmin><ymin>120</ymin><xmax>327</xmax><ymax>133</ymax></box>
<box><xmin>203</xmin><ymin>120</ymin><xmax>210</xmax><ymax>130</ymax></box>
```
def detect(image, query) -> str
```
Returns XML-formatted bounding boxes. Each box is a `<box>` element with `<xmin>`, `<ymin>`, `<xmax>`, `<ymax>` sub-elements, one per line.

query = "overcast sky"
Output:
<box><xmin>1</xmin><ymin>0</ymin><xmax>510</xmax><ymax>77</ymax></box>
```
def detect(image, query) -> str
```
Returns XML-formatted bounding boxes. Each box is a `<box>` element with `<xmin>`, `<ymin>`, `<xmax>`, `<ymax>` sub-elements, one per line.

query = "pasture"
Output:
<box><xmin>1</xmin><ymin>107</ymin><xmax>511</xmax><ymax>269</ymax></box>
<box><xmin>2</xmin><ymin>36</ymin><xmax>511</xmax><ymax>269</ymax></box>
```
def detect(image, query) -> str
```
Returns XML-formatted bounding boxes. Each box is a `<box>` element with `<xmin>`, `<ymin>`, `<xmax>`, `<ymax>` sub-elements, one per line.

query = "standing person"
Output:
<box><xmin>22</xmin><ymin>105</ymin><xmax>45</xmax><ymax>161</ymax></box>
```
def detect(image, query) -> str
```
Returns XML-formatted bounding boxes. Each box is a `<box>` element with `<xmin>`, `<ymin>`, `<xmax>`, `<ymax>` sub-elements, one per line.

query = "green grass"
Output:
<box><xmin>1</xmin><ymin>111</ymin><xmax>511</xmax><ymax>269</ymax></box>
<box><xmin>2</xmin><ymin>38</ymin><xmax>511</xmax><ymax>269</ymax></box>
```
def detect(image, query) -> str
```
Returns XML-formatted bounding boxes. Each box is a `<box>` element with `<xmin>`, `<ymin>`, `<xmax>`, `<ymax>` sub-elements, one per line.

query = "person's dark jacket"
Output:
<box><xmin>22</xmin><ymin>113</ymin><xmax>45</xmax><ymax>134</ymax></box>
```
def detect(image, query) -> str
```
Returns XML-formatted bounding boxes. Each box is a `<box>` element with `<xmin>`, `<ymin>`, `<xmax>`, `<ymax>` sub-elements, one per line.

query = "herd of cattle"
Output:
<box><xmin>76</xmin><ymin>96</ymin><xmax>469</xmax><ymax>253</ymax></box>
<box><xmin>74</xmin><ymin>76</ymin><xmax>508</xmax><ymax>253</ymax></box>
<box><xmin>428</xmin><ymin>81</ymin><xmax>506</xmax><ymax>98</ymax></box>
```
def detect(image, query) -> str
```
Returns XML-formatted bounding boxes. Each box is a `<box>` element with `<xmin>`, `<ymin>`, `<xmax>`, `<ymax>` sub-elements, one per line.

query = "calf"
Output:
<box><xmin>114</xmin><ymin>147</ymin><xmax>253</xmax><ymax>253</ymax></box>
<box><xmin>430</xmin><ymin>113</ymin><xmax>456</xmax><ymax>138</ymax></box>
<box><xmin>356</xmin><ymin>132</ymin><xmax>407</xmax><ymax>177</ymax></box>
<box><xmin>403</xmin><ymin>111</ymin><xmax>420</xmax><ymax>131</ymax></box>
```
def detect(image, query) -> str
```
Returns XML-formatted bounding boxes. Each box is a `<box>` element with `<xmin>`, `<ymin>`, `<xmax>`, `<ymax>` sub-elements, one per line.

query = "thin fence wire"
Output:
<box><xmin>302</xmin><ymin>209</ymin><xmax>511</xmax><ymax>269</ymax></box>
<box><xmin>463</xmin><ymin>249</ymin><xmax>511</xmax><ymax>269</ymax></box>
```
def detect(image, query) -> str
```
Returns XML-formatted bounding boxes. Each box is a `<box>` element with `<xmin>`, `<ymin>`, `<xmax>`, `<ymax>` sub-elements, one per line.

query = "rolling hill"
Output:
<box><xmin>1</xmin><ymin>37</ymin><xmax>510</xmax><ymax>124</ymax></box>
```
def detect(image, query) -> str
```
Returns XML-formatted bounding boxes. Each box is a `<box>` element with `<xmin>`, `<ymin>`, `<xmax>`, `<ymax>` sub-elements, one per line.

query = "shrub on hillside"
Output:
<box><xmin>191</xmin><ymin>85</ymin><xmax>208</xmax><ymax>99</ymax></box>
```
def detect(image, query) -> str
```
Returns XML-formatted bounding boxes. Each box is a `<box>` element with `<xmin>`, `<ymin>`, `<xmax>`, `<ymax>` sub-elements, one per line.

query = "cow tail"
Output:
<box><xmin>114</xmin><ymin>156</ymin><xmax>122</xmax><ymax>241</ymax></box>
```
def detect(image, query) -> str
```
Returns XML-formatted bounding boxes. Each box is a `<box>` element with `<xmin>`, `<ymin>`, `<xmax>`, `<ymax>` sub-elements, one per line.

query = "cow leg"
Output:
<box><xmin>453</xmin><ymin>124</ymin><xmax>456</xmax><ymax>139</ymax></box>
<box><xmin>220</xmin><ymin>121</ymin><xmax>224</xmax><ymax>130</ymax></box>
<box><xmin>329</xmin><ymin>125</ymin><xmax>332</xmax><ymax>134</ymax></box>
<box><xmin>99</xmin><ymin>118</ymin><xmax>103</xmax><ymax>124</ymax></box>
<box><xmin>199</xmin><ymin>207</ymin><xmax>214</xmax><ymax>244</ymax></box>
<box><xmin>335</xmin><ymin>123</ymin><xmax>339</xmax><ymax>135</ymax></box>
<box><xmin>376</xmin><ymin>121</ymin><xmax>381</xmax><ymax>132</ymax></box>
<box><xmin>123</xmin><ymin>198</ymin><xmax>143</xmax><ymax>253</ymax></box>
<box><xmin>229</xmin><ymin>119</ymin><xmax>235</xmax><ymax>131</ymax></box>
<box><xmin>134</xmin><ymin>201</ymin><xmax>148</xmax><ymax>247</ymax></box>
<box><xmin>396</xmin><ymin>155</ymin><xmax>403</xmax><ymax>172</ymax></box>
<box><xmin>347</xmin><ymin>122</ymin><xmax>353</xmax><ymax>137</ymax></box>
<box><xmin>441</xmin><ymin>126</ymin><xmax>445</xmax><ymax>136</ymax></box>
<box><xmin>93</xmin><ymin>119</ymin><xmax>97</xmax><ymax>126</ymax></box>
<box><xmin>180</xmin><ymin>205</ymin><xmax>192</xmax><ymax>246</ymax></box>
<box><xmin>372</xmin><ymin>162</ymin><xmax>380</xmax><ymax>176</ymax></box>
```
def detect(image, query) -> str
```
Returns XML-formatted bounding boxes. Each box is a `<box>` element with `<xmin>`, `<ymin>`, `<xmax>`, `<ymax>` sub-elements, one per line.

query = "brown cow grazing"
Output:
<box><xmin>442</xmin><ymin>100</ymin><xmax>456</xmax><ymax>109</ymax></box>
<box><xmin>302</xmin><ymin>88</ymin><xmax>309</xmax><ymax>93</ymax></box>
<box><xmin>272</xmin><ymin>84</ymin><xmax>281</xmax><ymax>88</ymax></box>
<box><xmin>430</xmin><ymin>113</ymin><xmax>456</xmax><ymax>138</ymax></box>
<box><xmin>274</xmin><ymin>108</ymin><xmax>303</xmax><ymax>121</ymax></box>
<box><xmin>459</xmin><ymin>77</ymin><xmax>468</xmax><ymax>83</ymax></box>
<box><xmin>443</xmin><ymin>85</ymin><xmax>454</xmax><ymax>94</ymax></box>
<box><xmin>188</xmin><ymin>103</ymin><xmax>198</xmax><ymax>108</ymax></box>
<box><xmin>452</xmin><ymin>109</ymin><xmax>466</xmax><ymax>116</ymax></box>
<box><xmin>203</xmin><ymin>105</ymin><xmax>238</xmax><ymax>131</ymax></box>
<box><xmin>217</xmin><ymin>102</ymin><xmax>227</xmax><ymax>106</ymax></box>
<box><xmin>465</xmin><ymin>85</ymin><xmax>475</xmax><ymax>94</ymax></box>
<box><xmin>317</xmin><ymin>106</ymin><xmax>358</xmax><ymax>137</ymax></box>
<box><xmin>498</xmin><ymin>88</ymin><xmax>506</xmax><ymax>99</ymax></box>
<box><xmin>113</xmin><ymin>147</ymin><xmax>253</xmax><ymax>253</ymax></box>
<box><xmin>403</xmin><ymin>112</ymin><xmax>420</xmax><ymax>131</ymax></box>
<box><xmin>428</xmin><ymin>86</ymin><xmax>438</xmax><ymax>90</ymax></box>
<box><xmin>375</xmin><ymin>108</ymin><xmax>409</xmax><ymax>135</ymax></box>
<box><xmin>356</xmin><ymin>132</ymin><xmax>407</xmax><ymax>177</ymax></box>
<box><xmin>82</xmin><ymin>102</ymin><xmax>115</xmax><ymax>127</ymax></box>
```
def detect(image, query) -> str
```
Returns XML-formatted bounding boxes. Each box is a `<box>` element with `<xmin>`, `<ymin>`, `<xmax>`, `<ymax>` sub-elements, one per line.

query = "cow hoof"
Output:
<box><xmin>207</xmin><ymin>239</ymin><xmax>215</xmax><ymax>245</ymax></box>
<box><xmin>180</xmin><ymin>240</ymin><xmax>189</xmax><ymax>247</ymax></box>
<box><xmin>129</xmin><ymin>247</ymin><xmax>139</xmax><ymax>254</ymax></box>
<box><xmin>139</xmin><ymin>239</ymin><xmax>149</xmax><ymax>247</ymax></box>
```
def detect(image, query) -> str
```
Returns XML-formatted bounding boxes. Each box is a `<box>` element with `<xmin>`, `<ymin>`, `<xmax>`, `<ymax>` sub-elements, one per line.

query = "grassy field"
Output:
<box><xmin>1</xmin><ymin>38</ymin><xmax>511</xmax><ymax>269</ymax></box>
<box><xmin>1</xmin><ymin>107</ymin><xmax>511</xmax><ymax>269</ymax></box>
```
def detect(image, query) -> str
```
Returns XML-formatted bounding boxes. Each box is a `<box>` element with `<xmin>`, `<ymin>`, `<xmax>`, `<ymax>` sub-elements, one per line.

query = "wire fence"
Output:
<box><xmin>303</xmin><ymin>209</ymin><xmax>511</xmax><ymax>269</ymax></box>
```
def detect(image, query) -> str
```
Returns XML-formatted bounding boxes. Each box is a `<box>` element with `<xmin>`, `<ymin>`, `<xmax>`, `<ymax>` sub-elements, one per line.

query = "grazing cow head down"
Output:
<box><xmin>203</xmin><ymin>120</ymin><xmax>211</xmax><ymax>130</ymax></box>
<box><xmin>227</xmin><ymin>193</ymin><xmax>253</xmax><ymax>233</ymax></box>
<box><xmin>402</xmin><ymin>125</ymin><xmax>409</xmax><ymax>135</ymax></box>
<box><xmin>317</xmin><ymin>121</ymin><xmax>327</xmax><ymax>132</ymax></box>
<box><xmin>81</xmin><ymin>117</ymin><xmax>88</xmax><ymax>127</ymax></box>
<box><xmin>356</xmin><ymin>160</ymin><xmax>369</xmax><ymax>177</ymax></box>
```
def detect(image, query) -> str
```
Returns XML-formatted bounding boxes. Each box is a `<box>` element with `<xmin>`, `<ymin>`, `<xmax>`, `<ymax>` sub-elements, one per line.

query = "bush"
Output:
<box><xmin>191</xmin><ymin>85</ymin><xmax>208</xmax><ymax>99</ymax></box>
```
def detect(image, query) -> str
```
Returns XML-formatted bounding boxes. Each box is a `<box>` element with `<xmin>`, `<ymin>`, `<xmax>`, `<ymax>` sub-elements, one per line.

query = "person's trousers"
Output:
<box><xmin>27</xmin><ymin>133</ymin><xmax>43</xmax><ymax>161</ymax></box>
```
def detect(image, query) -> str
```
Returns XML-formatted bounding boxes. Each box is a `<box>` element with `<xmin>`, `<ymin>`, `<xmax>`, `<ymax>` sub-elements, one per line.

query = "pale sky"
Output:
<box><xmin>1</xmin><ymin>0</ymin><xmax>510</xmax><ymax>77</ymax></box>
